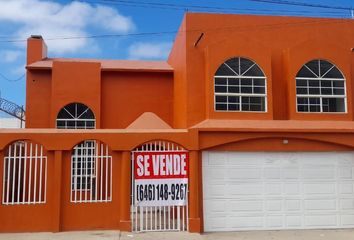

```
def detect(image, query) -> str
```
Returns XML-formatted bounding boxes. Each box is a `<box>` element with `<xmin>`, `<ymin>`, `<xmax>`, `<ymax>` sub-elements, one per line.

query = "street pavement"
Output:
<box><xmin>0</xmin><ymin>229</ymin><xmax>353</xmax><ymax>240</ymax></box>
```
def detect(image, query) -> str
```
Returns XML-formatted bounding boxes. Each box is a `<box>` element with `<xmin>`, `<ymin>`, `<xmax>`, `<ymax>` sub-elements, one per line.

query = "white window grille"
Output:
<box><xmin>56</xmin><ymin>103</ymin><xmax>112</xmax><ymax>203</ymax></box>
<box><xmin>131</xmin><ymin>141</ymin><xmax>188</xmax><ymax>232</ymax></box>
<box><xmin>71</xmin><ymin>141</ymin><xmax>112</xmax><ymax>203</ymax></box>
<box><xmin>2</xmin><ymin>141</ymin><xmax>47</xmax><ymax>205</ymax></box>
<box><xmin>214</xmin><ymin>57</ymin><xmax>267</xmax><ymax>112</ymax></box>
<box><xmin>56</xmin><ymin>103</ymin><xmax>95</xmax><ymax>129</ymax></box>
<box><xmin>296</xmin><ymin>59</ymin><xmax>347</xmax><ymax>113</ymax></box>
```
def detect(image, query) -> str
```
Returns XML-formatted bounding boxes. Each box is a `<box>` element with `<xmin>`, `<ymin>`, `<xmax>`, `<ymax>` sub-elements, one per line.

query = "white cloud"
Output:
<box><xmin>11</xmin><ymin>64</ymin><xmax>26</xmax><ymax>75</ymax></box>
<box><xmin>128</xmin><ymin>42</ymin><xmax>172</xmax><ymax>60</ymax></box>
<box><xmin>0</xmin><ymin>0</ymin><xmax>135</xmax><ymax>54</ymax></box>
<box><xmin>0</xmin><ymin>50</ymin><xmax>22</xmax><ymax>63</ymax></box>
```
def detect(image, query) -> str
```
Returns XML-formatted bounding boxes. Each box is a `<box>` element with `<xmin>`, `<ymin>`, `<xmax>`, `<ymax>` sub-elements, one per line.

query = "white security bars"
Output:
<box><xmin>2</xmin><ymin>141</ymin><xmax>47</xmax><ymax>205</ymax></box>
<box><xmin>71</xmin><ymin>140</ymin><xmax>112</xmax><ymax>203</ymax></box>
<box><xmin>131</xmin><ymin>141</ymin><xmax>189</xmax><ymax>232</ymax></box>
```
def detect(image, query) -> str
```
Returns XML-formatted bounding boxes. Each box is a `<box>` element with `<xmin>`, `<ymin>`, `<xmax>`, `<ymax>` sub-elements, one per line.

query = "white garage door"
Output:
<box><xmin>203</xmin><ymin>151</ymin><xmax>354</xmax><ymax>231</ymax></box>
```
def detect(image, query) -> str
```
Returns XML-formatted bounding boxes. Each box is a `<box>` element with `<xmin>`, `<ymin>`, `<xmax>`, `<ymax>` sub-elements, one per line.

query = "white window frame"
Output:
<box><xmin>214</xmin><ymin>57</ymin><xmax>267</xmax><ymax>112</ymax></box>
<box><xmin>295</xmin><ymin>60</ymin><xmax>347</xmax><ymax>113</ymax></box>
<box><xmin>56</xmin><ymin>103</ymin><xmax>95</xmax><ymax>129</ymax></box>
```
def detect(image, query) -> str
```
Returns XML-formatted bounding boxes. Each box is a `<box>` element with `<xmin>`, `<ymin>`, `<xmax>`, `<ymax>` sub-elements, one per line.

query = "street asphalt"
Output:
<box><xmin>0</xmin><ymin>229</ymin><xmax>353</xmax><ymax>240</ymax></box>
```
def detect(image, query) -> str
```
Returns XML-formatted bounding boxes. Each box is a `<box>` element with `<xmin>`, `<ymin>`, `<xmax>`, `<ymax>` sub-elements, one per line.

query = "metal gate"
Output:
<box><xmin>131</xmin><ymin>141</ymin><xmax>188</xmax><ymax>232</ymax></box>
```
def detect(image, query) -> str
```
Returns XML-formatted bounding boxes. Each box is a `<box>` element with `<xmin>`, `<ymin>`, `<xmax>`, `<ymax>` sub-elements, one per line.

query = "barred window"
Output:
<box><xmin>71</xmin><ymin>140</ymin><xmax>96</xmax><ymax>191</ymax></box>
<box><xmin>71</xmin><ymin>141</ymin><xmax>112</xmax><ymax>203</ymax></box>
<box><xmin>296</xmin><ymin>59</ymin><xmax>346</xmax><ymax>113</ymax></box>
<box><xmin>214</xmin><ymin>57</ymin><xmax>267</xmax><ymax>112</ymax></box>
<box><xmin>2</xmin><ymin>141</ymin><xmax>47</xmax><ymax>205</ymax></box>
<box><xmin>56</xmin><ymin>103</ymin><xmax>95</xmax><ymax>129</ymax></box>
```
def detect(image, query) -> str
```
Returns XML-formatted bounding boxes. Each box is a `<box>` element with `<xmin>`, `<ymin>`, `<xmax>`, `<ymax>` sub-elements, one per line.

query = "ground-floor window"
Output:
<box><xmin>2</xmin><ymin>140</ymin><xmax>47</xmax><ymax>205</ymax></box>
<box><xmin>71</xmin><ymin>140</ymin><xmax>112</xmax><ymax>203</ymax></box>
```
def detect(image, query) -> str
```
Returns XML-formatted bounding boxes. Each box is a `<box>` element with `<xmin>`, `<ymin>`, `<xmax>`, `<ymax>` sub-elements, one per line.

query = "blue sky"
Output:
<box><xmin>0</xmin><ymin>0</ymin><xmax>352</xmax><ymax>111</ymax></box>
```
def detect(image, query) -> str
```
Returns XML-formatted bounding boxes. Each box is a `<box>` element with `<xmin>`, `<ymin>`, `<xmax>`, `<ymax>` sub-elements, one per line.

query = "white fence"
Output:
<box><xmin>2</xmin><ymin>141</ymin><xmax>47</xmax><ymax>205</ymax></box>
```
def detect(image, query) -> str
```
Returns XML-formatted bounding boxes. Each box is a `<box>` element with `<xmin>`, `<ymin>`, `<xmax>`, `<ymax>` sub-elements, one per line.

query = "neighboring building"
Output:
<box><xmin>0</xmin><ymin>13</ymin><xmax>354</xmax><ymax>233</ymax></box>
<box><xmin>0</xmin><ymin>118</ymin><xmax>24</xmax><ymax>128</ymax></box>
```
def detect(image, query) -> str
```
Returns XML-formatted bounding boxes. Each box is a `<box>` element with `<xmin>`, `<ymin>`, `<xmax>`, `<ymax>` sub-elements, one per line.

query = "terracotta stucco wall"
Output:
<box><xmin>173</xmin><ymin>13</ymin><xmax>354</xmax><ymax>126</ymax></box>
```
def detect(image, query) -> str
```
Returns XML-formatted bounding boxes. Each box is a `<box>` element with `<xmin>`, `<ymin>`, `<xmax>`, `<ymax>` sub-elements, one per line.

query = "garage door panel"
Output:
<box><xmin>228</xmin><ymin>168</ymin><xmax>262</xmax><ymax>179</ymax></box>
<box><xmin>285</xmin><ymin>200</ymin><xmax>301</xmax><ymax>211</ymax></box>
<box><xmin>204</xmin><ymin>199</ymin><xmax>227</xmax><ymax>212</ymax></box>
<box><xmin>285</xmin><ymin>215</ymin><xmax>303</xmax><ymax>228</ymax></box>
<box><xmin>341</xmin><ymin>215</ymin><xmax>354</xmax><ymax>225</ymax></box>
<box><xmin>304</xmin><ymin>215</ymin><xmax>337</xmax><ymax>227</ymax></box>
<box><xmin>203</xmin><ymin>184</ymin><xmax>226</xmax><ymax>197</ymax></box>
<box><xmin>302</xmin><ymin>167</ymin><xmax>335</xmax><ymax>179</ymax></box>
<box><xmin>203</xmin><ymin>151</ymin><xmax>354</xmax><ymax>231</ymax></box>
<box><xmin>284</xmin><ymin>183</ymin><xmax>301</xmax><ymax>194</ymax></box>
<box><xmin>204</xmin><ymin>215</ymin><xmax>229</xmax><ymax>230</ymax></box>
<box><xmin>266</xmin><ymin>200</ymin><xmax>282</xmax><ymax>211</ymax></box>
<box><xmin>266</xmin><ymin>216</ymin><xmax>283</xmax><ymax>228</ymax></box>
<box><xmin>338</xmin><ymin>167</ymin><xmax>354</xmax><ymax>179</ymax></box>
<box><xmin>227</xmin><ymin>153</ymin><xmax>264</xmax><ymax>165</ymax></box>
<box><xmin>229</xmin><ymin>200</ymin><xmax>263</xmax><ymax>211</ymax></box>
<box><xmin>340</xmin><ymin>199</ymin><xmax>354</xmax><ymax>210</ymax></box>
<box><xmin>229</xmin><ymin>216</ymin><xmax>263</xmax><ymax>229</ymax></box>
<box><xmin>303</xmin><ymin>183</ymin><xmax>336</xmax><ymax>194</ymax></box>
<box><xmin>204</xmin><ymin>152</ymin><xmax>226</xmax><ymax>165</ymax></box>
<box><xmin>283</xmin><ymin>168</ymin><xmax>300</xmax><ymax>179</ymax></box>
<box><xmin>264</xmin><ymin>168</ymin><xmax>281</xmax><ymax>179</ymax></box>
<box><xmin>304</xmin><ymin>199</ymin><xmax>336</xmax><ymax>210</ymax></box>
<box><xmin>339</xmin><ymin>183</ymin><xmax>354</xmax><ymax>194</ymax></box>
<box><xmin>265</xmin><ymin>183</ymin><xmax>282</xmax><ymax>194</ymax></box>
<box><xmin>203</xmin><ymin>167</ymin><xmax>226</xmax><ymax>180</ymax></box>
<box><xmin>227</xmin><ymin>183</ymin><xmax>263</xmax><ymax>196</ymax></box>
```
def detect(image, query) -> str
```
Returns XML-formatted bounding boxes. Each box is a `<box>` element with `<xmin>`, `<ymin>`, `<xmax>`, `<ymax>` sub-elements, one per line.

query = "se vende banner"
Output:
<box><xmin>133</xmin><ymin>151</ymin><xmax>189</xmax><ymax>206</ymax></box>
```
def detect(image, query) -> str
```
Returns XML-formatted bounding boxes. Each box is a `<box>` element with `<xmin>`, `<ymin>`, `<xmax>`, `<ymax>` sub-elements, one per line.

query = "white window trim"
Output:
<box><xmin>213</xmin><ymin>57</ymin><xmax>268</xmax><ymax>113</ymax></box>
<box><xmin>56</xmin><ymin>103</ymin><xmax>96</xmax><ymax>129</ymax></box>
<box><xmin>295</xmin><ymin>60</ymin><xmax>347</xmax><ymax>114</ymax></box>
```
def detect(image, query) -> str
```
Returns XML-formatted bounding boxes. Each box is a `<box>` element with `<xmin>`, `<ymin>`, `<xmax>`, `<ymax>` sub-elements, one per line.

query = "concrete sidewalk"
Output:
<box><xmin>0</xmin><ymin>229</ymin><xmax>353</xmax><ymax>240</ymax></box>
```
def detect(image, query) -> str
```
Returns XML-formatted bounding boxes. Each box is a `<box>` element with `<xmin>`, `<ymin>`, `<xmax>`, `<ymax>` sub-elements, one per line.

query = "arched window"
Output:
<box><xmin>56</xmin><ymin>103</ymin><xmax>95</xmax><ymax>129</ymax></box>
<box><xmin>296</xmin><ymin>59</ymin><xmax>346</xmax><ymax>113</ymax></box>
<box><xmin>55</xmin><ymin>103</ymin><xmax>105</xmax><ymax>203</ymax></box>
<box><xmin>214</xmin><ymin>57</ymin><xmax>267</xmax><ymax>112</ymax></box>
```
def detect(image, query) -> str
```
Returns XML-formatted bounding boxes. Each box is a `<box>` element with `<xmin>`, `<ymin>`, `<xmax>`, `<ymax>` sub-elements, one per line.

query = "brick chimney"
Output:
<box><xmin>26</xmin><ymin>35</ymin><xmax>47</xmax><ymax>65</ymax></box>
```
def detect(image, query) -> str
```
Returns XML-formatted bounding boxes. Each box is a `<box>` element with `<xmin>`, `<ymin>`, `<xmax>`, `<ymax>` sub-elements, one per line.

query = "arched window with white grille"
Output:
<box><xmin>214</xmin><ymin>57</ymin><xmax>267</xmax><ymax>112</ymax></box>
<box><xmin>56</xmin><ymin>102</ymin><xmax>95</xmax><ymax>129</ymax></box>
<box><xmin>296</xmin><ymin>59</ymin><xmax>347</xmax><ymax>113</ymax></box>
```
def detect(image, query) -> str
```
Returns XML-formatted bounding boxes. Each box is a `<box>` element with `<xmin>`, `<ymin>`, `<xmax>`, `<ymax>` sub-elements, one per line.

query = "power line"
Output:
<box><xmin>0</xmin><ymin>31</ymin><xmax>178</xmax><ymax>43</ymax></box>
<box><xmin>247</xmin><ymin>0</ymin><xmax>352</xmax><ymax>11</ymax></box>
<box><xmin>0</xmin><ymin>1</ymin><xmax>349</xmax><ymax>41</ymax></box>
<box><xmin>78</xmin><ymin>0</ymin><xmax>348</xmax><ymax>16</ymax></box>
<box><xmin>0</xmin><ymin>72</ymin><xmax>25</xmax><ymax>82</ymax></box>
<box><xmin>0</xmin><ymin>17</ymin><xmax>350</xmax><ymax>43</ymax></box>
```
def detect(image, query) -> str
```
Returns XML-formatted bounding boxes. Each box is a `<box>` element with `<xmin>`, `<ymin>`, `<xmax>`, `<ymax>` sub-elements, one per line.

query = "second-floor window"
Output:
<box><xmin>296</xmin><ymin>59</ymin><xmax>346</xmax><ymax>113</ymax></box>
<box><xmin>214</xmin><ymin>57</ymin><xmax>267</xmax><ymax>112</ymax></box>
<box><xmin>56</xmin><ymin>103</ymin><xmax>95</xmax><ymax>129</ymax></box>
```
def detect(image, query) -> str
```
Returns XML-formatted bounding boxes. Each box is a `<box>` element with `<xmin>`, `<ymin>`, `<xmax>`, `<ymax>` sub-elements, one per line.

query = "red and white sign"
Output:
<box><xmin>133</xmin><ymin>151</ymin><xmax>189</xmax><ymax>206</ymax></box>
